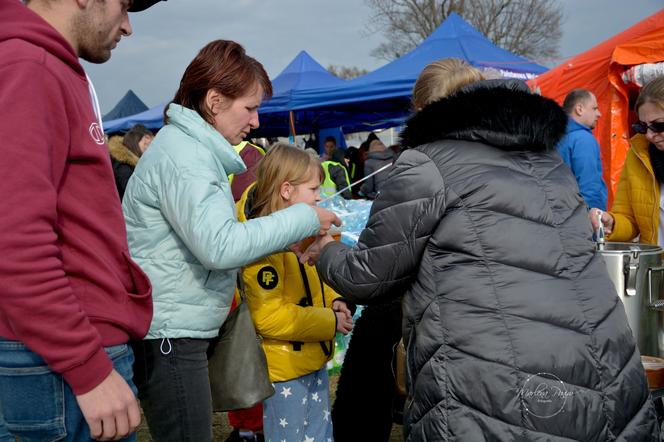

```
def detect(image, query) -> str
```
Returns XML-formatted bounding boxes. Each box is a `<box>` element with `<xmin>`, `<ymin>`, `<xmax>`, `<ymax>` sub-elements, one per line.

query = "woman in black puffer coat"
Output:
<box><xmin>313</xmin><ymin>59</ymin><xmax>659</xmax><ymax>441</ymax></box>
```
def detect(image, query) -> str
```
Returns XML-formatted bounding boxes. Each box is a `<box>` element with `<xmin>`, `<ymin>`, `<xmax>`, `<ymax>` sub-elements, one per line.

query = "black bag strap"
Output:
<box><xmin>297</xmin><ymin>262</ymin><xmax>332</xmax><ymax>357</ymax></box>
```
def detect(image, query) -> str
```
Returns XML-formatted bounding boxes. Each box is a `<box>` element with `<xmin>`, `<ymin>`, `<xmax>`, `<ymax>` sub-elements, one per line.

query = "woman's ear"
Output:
<box><xmin>205</xmin><ymin>89</ymin><xmax>224</xmax><ymax>115</ymax></box>
<box><xmin>280</xmin><ymin>182</ymin><xmax>292</xmax><ymax>201</ymax></box>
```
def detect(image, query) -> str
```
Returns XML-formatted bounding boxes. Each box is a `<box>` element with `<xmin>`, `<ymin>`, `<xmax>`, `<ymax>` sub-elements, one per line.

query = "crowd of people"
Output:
<box><xmin>1</xmin><ymin>0</ymin><xmax>664</xmax><ymax>442</ymax></box>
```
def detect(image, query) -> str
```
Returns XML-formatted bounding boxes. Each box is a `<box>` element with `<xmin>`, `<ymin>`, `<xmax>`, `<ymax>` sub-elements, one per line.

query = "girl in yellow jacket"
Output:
<box><xmin>237</xmin><ymin>143</ymin><xmax>354</xmax><ymax>442</ymax></box>
<box><xmin>590</xmin><ymin>76</ymin><xmax>664</xmax><ymax>245</ymax></box>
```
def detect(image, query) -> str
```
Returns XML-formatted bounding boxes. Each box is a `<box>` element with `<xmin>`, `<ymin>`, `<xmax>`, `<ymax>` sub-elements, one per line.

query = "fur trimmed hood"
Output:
<box><xmin>400</xmin><ymin>86</ymin><xmax>567</xmax><ymax>152</ymax></box>
<box><xmin>108</xmin><ymin>135</ymin><xmax>139</xmax><ymax>167</ymax></box>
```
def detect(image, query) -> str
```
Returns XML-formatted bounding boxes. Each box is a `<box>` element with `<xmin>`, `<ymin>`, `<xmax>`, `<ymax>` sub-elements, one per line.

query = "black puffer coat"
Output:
<box><xmin>317</xmin><ymin>86</ymin><xmax>659</xmax><ymax>441</ymax></box>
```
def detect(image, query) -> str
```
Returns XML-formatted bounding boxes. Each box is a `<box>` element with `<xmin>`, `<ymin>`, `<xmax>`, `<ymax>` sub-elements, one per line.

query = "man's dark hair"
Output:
<box><xmin>562</xmin><ymin>89</ymin><xmax>593</xmax><ymax>114</ymax></box>
<box><xmin>324</xmin><ymin>136</ymin><xmax>337</xmax><ymax>145</ymax></box>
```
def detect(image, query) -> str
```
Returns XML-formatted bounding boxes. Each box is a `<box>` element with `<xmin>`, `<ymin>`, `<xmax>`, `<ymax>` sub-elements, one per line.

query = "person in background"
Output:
<box><xmin>229</xmin><ymin>140</ymin><xmax>265</xmax><ymax>202</ymax></box>
<box><xmin>557</xmin><ymin>88</ymin><xmax>607</xmax><ymax>210</ymax></box>
<box><xmin>122</xmin><ymin>40</ymin><xmax>340</xmax><ymax>442</ymax></box>
<box><xmin>0</xmin><ymin>0</ymin><xmax>162</xmax><ymax>440</ymax></box>
<box><xmin>320</xmin><ymin>135</ymin><xmax>346</xmax><ymax>164</ymax></box>
<box><xmin>109</xmin><ymin>124</ymin><xmax>154</xmax><ymax>200</ymax></box>
<box><xmin>359</xmin><ymin>139</ymin><xmax>394</xmax><ymax>199</ymax></box>
<box><xmin>309</xmin><ymin>58</ymin><xmax>658</xmax><ymax>441</ymax></box>
<box><xmin>321</xmin><ymin>158</ymin><xmax>353</xmax><ymax>200</ymax></box>
<box><xmin>237</xmin><ymin>144</ymin><xmax>353</xmax><ymax>442</ymax></box>
<box><xmin>590</xmin><ymin>76</ymin><xmax>664</xmax><ymax>246</ymax></box>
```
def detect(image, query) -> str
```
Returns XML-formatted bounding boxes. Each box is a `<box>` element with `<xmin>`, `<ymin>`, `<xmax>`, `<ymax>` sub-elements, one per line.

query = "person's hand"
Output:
<box><xmin>313</xmin><ymin>206</ymin><xmax>342</xmax><ymax>236</ymax></box>
<box><xmin>588</xmin><ymin>208</ymin><xmax>614</xmax><ymax>236</ymax></box>
<box><xmin>75</xmin><ymin>369</ymin><xmax>141</xmax><ymax>441</ymax></box>
<box><xmin>335</xmin><ymin>310</ymin><xmax>354</xmax><ymax>335</ymax></box>
<box><xmin>332</xmin><ymin>299</ymin><xmax>352</xmax><ymax>322</ymax></box>
<box><xmin>299</xmin><ymin>233</ymin><xmax>335</xmax><ymax>265</ymax></box>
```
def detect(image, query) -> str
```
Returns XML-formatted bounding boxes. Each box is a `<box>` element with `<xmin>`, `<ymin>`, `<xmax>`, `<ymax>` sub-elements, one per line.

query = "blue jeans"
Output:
<box><xmin>0</xmin><ymin>339</ymin><xmax>137</xmax><ymax>442</ymax></box>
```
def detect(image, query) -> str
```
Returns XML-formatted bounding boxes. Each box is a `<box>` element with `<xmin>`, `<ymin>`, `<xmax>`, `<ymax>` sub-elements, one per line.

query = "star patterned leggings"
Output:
<box><xmin>263</xmin><ymin>367</ymin><xmax>333</xmax><ymax>442</ymax></box>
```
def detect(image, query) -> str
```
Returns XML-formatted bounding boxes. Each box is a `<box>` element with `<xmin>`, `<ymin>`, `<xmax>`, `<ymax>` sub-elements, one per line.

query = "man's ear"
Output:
<box><xmin>205</xmin><ymin>89</ymin><xmax>225</xmax><ymax>115</ymax></box>
<box><xmin>574</xmin><ymin>102</ymin><xmax>585</xmax><ymax>117</ymax></box>
<box><xmin>280</xmin><ymin>182</ymin><xmax>292</xmax><ymax>201</ymax></box>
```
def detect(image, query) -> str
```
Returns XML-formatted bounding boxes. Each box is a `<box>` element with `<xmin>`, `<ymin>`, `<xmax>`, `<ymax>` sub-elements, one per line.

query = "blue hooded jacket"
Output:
<box><xmin>556</xmin><ymin>118</ymin><xmax>608</xmax><ymax>210</ymax></box>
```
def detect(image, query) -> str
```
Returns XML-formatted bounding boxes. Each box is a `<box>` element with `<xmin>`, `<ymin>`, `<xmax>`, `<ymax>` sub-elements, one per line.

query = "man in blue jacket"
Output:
<box><xmin>557</xmin><ymin>89</ymin><xmax>608</xmax><ymax>210</ymax></box>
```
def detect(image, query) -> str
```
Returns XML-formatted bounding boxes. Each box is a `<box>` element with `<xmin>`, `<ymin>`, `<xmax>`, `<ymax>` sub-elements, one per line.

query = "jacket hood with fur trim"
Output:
<box><xmin>400</xmin><ymin>86</ymin><xmax>568</xmax><ymax>152</ymax></box>
<box><xmin>108</xmin><ymin>135</ymin><xmax>139</xmax><ymax>167</ymax></box>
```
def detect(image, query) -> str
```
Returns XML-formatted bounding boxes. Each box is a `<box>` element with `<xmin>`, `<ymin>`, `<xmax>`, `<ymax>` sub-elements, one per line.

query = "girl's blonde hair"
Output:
<box><xmin>635</xmin><ymin>75</ymin><xmax>664</xmax><ymax>113</ymax></box>
<box><xmin>412</xmin><ymin>58</ymin><xmax>484</xmax><ymax>110</ymax></box>
<box><xmin>250</xmin><ymin>143</ymin><xmax>322</xmax><ymax>218</ymax></box>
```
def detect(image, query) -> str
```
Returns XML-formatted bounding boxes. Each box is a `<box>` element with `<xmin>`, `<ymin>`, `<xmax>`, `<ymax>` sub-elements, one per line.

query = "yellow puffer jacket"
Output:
<box><xmin>237</xmin><ymin>187</ymin><xmax>340</xmax><ymax>382</ymax></box>
<box><xmin>608</xmin><ymin>134</ymin><xmax>659</xmax><ymax>245</ymax></box>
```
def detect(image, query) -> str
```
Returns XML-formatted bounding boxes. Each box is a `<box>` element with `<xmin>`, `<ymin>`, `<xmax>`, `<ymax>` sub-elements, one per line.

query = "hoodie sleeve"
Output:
<box><xmin>316</xmin><ymin>149</ymin><xmax>445</xmax><ymax>303</ymax></box>
<box><xmin>0</xmin><ymin>62</ymin><xmax>112</xmax><ymax>394</ymax></box>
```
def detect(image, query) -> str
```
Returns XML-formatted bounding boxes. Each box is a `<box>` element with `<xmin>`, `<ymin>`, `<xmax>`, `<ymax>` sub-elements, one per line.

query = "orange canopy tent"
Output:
<box><xmin>529</xmin><ymin>9</ymin><xmax>664</xmax><ymax>206</ymax></box>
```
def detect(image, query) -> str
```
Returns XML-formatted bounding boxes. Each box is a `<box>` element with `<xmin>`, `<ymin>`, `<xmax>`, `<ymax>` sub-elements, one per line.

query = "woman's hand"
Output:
<box><xmin>313</xmin><ymin>206</ymin><xmax>342</xmax><ymax>236</ymax></box>
<box><xmin>588</xmin><ymin>208</ymin><xmax>614</xmax><ymax>236</ymax></box>
<box><xmin>299</xmin><ymin>233</ymin><xmax>335</xmax><ymax>265</ymax></box>
<box><xmin>332</xmin><ymin>299</ymin><xmax>353</xmax><ymax>321</ymax></box>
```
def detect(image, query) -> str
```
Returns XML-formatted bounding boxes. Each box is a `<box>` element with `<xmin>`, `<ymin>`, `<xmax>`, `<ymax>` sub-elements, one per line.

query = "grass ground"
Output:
<box><xmin>136</xmin><ymin>374</ymin><xmax>404</xmax><ymax>441</ymax></box>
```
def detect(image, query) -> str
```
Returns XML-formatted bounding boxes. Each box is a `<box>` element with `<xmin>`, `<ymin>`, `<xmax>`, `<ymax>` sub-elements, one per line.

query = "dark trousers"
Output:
<box><xmin>132</xmin><ymin>338</ymin><xmax>213</xmax><ymax>442</ymax></box>
<box><xmin>332</xmin><ymin>300</ymin><xmax>404</xmax><ymax>441</ymax></box>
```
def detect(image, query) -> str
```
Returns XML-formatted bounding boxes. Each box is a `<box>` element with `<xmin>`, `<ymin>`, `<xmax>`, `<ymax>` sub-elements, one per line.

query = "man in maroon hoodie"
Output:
<box><xmin>0</xmin><ymin>0</ymin><xmax>163</xmax><ymax>440</ymax></box>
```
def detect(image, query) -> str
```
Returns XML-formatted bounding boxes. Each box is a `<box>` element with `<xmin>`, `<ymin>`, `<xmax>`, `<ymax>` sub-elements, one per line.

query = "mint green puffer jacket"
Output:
<box><xmin>123</xmin><ymin>104</ymin><xmax>320</xmax><ymax>339</ymax></box>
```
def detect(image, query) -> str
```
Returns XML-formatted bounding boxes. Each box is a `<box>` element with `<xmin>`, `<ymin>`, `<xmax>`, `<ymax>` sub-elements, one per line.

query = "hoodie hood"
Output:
<box><xmin>108</xmin><ymin>135</ymin><xmax>139</xmax><ymax>167</ymax></box>
<box><xmin>0</xmin><ymin>0</ymin><xmax>85</xmax><ymax>78</ymax></box>
<box><xmin>400</xmin><ymin>86</ymin><xmax>567</xmax><ymax>152</ymax></box>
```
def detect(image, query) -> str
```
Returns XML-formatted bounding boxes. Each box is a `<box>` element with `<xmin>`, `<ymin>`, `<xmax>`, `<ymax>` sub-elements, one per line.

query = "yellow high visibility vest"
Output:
<box><xmin>320</xmin><ymin>161</ymin><xmax>350</xmax><ymax>197</ymax></box>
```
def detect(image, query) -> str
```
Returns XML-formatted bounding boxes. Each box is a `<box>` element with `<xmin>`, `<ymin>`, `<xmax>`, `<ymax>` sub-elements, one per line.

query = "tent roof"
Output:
<box><xmin>102</xmin><ymin>89</ymin><xmax>148</xmax><ymax>122</ymax></box>
<box><xmin>253</xmin><ymin>13</ymin><xmax>548</xmax><ymax>137</ymax></box>
<box><xmin>280</xmin><ymin>12</ymin><xmax>547</xmax><ymax>112</ymax></box>
<box><xmin>104</xmin><ymin>102</ymin><xmax>166</xmax><ymax>133</ymax></box>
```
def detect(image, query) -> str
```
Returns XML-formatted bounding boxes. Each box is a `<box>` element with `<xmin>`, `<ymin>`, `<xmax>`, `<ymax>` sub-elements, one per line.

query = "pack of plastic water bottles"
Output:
<box><xmin>622</xmin><ymin>62</ymin><xmax>664</xmax><ymax>87</ymax></box>
<box><xmin>318</xmin><ymin>196</ymin><xmax>373</xmax><ymax>245</ymax></box>
<box><xmin>318</xmin><ymin>196</ymin><xmax>373</xmax><ymax>374</ymax></box>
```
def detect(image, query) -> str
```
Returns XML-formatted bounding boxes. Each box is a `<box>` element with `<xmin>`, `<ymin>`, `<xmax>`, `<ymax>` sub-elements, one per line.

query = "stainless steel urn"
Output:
<box><xmin>597</xmin><ymin>242</ymin><xmax>664</xmax><ymax>358</ymax></box>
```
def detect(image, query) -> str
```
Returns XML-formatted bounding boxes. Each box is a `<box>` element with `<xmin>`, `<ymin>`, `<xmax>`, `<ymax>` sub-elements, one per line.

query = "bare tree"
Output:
<box><xmin>327</xmin><ymin>65</ymin><xmax>370</xmax><ymax>80</ymax></box>
<box><xmin>365</xmin><ymin>0</ymin><xmax>563</xmax><ymax>61</ymax></box>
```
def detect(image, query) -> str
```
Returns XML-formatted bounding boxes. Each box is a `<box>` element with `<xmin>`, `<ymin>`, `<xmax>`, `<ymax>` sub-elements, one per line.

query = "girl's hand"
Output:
<box><xmin>588</xmin><ymin>208</ymin><xmax>614</xmax><ymax>236</ymax></box>
<box><xmin>332</xmin><ymin>299</ymin><xmax>352</xmax><ymax>321</ymax></box>
<box><xmin>335</xmin><ymin>311</ymin><xmax>353</xmax><ymax>335</ymax></box>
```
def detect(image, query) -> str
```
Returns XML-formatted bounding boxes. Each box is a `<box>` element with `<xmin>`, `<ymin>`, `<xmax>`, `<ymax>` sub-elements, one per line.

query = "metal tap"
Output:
<box><xmin>596</xmin><ymin>210</ymin><xmax>605</xmax><ymax>251</ymax></box>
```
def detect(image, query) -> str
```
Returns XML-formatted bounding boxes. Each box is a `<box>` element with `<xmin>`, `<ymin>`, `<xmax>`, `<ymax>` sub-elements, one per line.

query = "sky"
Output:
<box><xmin>85</xmin><ymin>0</ymin><xmax>664</xmax><ymax>114</ymax></box>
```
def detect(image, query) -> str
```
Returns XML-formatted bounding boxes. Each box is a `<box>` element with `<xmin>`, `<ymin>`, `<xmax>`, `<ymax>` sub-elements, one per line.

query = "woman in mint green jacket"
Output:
<box><xmin>122</xmin><ymin>40</ymin><xmax>340</xmax><ymax>442</ymax></box>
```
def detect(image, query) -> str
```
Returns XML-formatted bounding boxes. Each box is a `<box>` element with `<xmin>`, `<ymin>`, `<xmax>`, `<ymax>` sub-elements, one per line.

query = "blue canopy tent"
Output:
<box><xmin>102</xmin><ymin>89</ymin><xmax>149</xmax><ymax>122</ymax></box>
<box><xmin>103</xmin><ymin>102</ymin><xmax>166</xmax><ymax>133</ymax></box>
<box><xmin>253</xmin><ymin>13</ymin><xmax>547</xmax><ymax>137</ymax></box>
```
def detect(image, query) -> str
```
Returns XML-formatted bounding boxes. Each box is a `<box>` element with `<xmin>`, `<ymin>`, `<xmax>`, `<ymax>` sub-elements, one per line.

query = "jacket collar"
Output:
<box><xmin>108</xmin><ymin>135</ymin><xmax>139</xmax><ymax>167</ymax></box>
<box><xmin>566</xmin><ymin>118</ymin><xmax>592</xmax><ymax>133</ymax></box>
<box><xmin>166</xmin><ymin>103</ymin><xmax>246</xmax><ymax>175</ymax></box>
<box><xmin>631</xmin><ymin>134</ymin><xmax>655</xmax><ymax>176</ymax></box>
<box><xmin>400</xmin><ymin>85</ymin><xmax>568</xmax><ymax>152</ymax></box>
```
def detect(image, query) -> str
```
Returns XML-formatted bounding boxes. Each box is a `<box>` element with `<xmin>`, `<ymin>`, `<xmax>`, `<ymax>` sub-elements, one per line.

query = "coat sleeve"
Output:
<box><xmin>607</xmin><ymin>151</ymin><xmax>639</xmax><ymax>242</ymax></box>
<box><xmin>316</xmin><ymin>149</ymin><xmax>445</xmax><ymax>304</ymax></box>
<box><xmin>243</xmin><ymin>256</ymin><xmax>337</xmax><ymax>342</ymax></box>
<box><xmin>157</xmin><ymin>158</ymin><xmax>320</xmax><ymax>270</ymax></box>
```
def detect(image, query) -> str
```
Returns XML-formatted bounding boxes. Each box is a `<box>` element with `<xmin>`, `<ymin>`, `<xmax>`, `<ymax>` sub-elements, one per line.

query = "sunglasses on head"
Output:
<box><xmin>632</xmin><ymin>121</ymin><xmax>664</xmax><ymax>134</ymax></box>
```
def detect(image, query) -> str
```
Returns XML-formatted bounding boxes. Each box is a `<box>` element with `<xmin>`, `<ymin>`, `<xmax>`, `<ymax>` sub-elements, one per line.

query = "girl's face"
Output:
<box><xmin>638</xmin><ymin>101</ymin><xmax>664</xmax><ymax>151</ymax></box>
<box><xmin>282</xmin><ymin>169</ymin><xmax>321</xmax><ymax>208</ymax></box>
